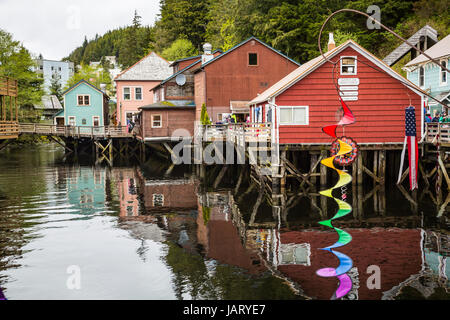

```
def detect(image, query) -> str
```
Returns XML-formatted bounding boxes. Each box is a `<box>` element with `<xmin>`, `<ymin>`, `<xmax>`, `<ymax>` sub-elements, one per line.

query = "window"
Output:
<box><xmin>441</xmin><ymin>60</ymin><xmax>447</xmax><ymax>85</ymax></box>
<box><xmin>123</xmin><ymin>87</ymin><xmax>131</xmax><ymax>100</ymax></box>
<box><xmin>151</xmin><ymin>114</ymin><xmax>162</xmax><ymax>128</ymax></box>
<box><xmin>248</xmin><ymin>53</ymin><xmax>258</xmax><ymax>66</ymax></box>
<box><xmin>153</xmin><ymin>194</ymin><xmax>164</xmax><ymax>207</ymax></box>
<box><xmin>58</xmin><ymin>67</ymin><xmax>61</xmax><ymax>71</ymax></box>
<box><xmin>135</xmin><ymin>87</ymin><xmax>143</xmax><ymax>100</ymax></box>
<box><xmin>82</xmin><ymin>118</ymin><xmax>87</xmax><ymax>125</ymax></box>
<box><xmin>93</xmin><ymin>116</ymin><xmax>100</xmax><ymax>127</ymax></box>
<box><xmin>279</xmin><ymin>106</ymin><xmax>309</xmax><ymax>125</ymax></box>
<box><xmin>68</xmin><ymin>116</ymin><xmax>76</xmax><ymax>126</ymax></box>
<box><xmin>341</xmin><ymin>57</ymin><xmax>357</xmax><ymax>75</ymax></box>
<box><xmin>419</xmin><ymin>66</ymin><xmax>425</xmax><ymax>87</ymax></box>
<box><xmin>77</xmin><ymin>95</ymin><xmax>90</xmax><ymax>106</ymax></box>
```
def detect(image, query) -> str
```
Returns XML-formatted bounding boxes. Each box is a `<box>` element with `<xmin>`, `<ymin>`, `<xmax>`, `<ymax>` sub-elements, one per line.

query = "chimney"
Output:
<box><xmin>202</xmin><ymin>43</ymin><xmax>214</xmax><ymax>64</ymax></box>
<box><xmin>328</xmin><ymin>33</ymin><xmax>336</xmax><ymax>51</ymax></box>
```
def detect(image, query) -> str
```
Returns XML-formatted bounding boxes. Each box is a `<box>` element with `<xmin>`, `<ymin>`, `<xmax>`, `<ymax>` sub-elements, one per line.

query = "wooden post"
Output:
<box><xmin>357</xmin><ymin>150</ymin><xmax>363</xmax><ymax>185</ymax></box>
<box><xmin>320</xmin><ymin>149</ymin><xmax>327</xmax><ymax>187</ymax></box>
<box><xmin>310</xmin><ymin>153</ymin><xmax>318</xmax><ymax>185</ymax></box>
<box><xmin>280</xmin><ymin>150</ymin><xmax>287</xmax><ymax>194</ymax></box>
<box><xmin>378</xmin><ymin>150</ymin><xmax>386</xmax><ymax>215</ymax></box>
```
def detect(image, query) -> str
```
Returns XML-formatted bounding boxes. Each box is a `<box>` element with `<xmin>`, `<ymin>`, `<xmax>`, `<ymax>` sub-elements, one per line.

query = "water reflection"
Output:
<box><xmin>0</xmin><ymin>144</ymin><xmax>448</xmax><ymax>300</ymax></box>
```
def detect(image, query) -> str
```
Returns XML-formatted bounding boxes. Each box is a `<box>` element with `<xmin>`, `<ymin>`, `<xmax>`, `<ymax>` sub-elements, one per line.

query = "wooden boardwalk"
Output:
<box><xmin>19</xmin><ymin>123</ymin><xmax>133</xmax><ymax>139</ymax></box>
<box><xmin>424</xmin><ymin>123</ymin><xmax>450</xmax><ymax>146</ymax></box>
<box><xmin>202</xmin><ymin>123</ymin><xmax>271</xmax><ymax>145</ymax></box>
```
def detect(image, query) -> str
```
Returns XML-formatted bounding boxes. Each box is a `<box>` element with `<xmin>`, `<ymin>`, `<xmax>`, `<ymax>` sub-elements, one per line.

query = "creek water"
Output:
<box><xmin>0</xmin><ymin>143</ymin><xmax>448</xmax><ymax>300</ymax></box>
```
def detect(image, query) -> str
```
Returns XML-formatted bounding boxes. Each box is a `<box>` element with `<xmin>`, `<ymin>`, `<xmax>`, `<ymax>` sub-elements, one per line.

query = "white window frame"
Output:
<box><xmin>440</xmin><ymin>59</ymin><xmax>448</xmax><ymax>86</ymax></box>
<box><xmin>123</xmin><ymin>87</ymin><xmax>131</xmax><ymax>101</ymax></box>
<box><xmin>340</xmin><ymin>56</ymin><xmax>357</xmax><ymax>75</ymax></box>
<box><xmin>92</xmin><ymin>116</ymin><xmax>100</xmax><ymax>127</ymax></box>
<box><xmin>77</xmin><ymin>94</ymin><xmax>90</xmax><ymax>106</ymax></box>
<box><xmin>419</xmin><ymin>66</ymin><xmax>425</xmax><ymax>88</ymax></box>
<box><xmin>279</xmin><ymin>106</ymin><xmax>309</xmax><ymax>126</ymax></box>
<box><xmin>151</xmin><ymin>114</ymin><xmax>162</xmax><ymax>128</ymax></box>
<box><xmin>68</xmin><ymin>116</ymin><xmax>76</xmax><ymax>126</ymax></box>
<box><xmin>152</xmin><ymin>194</ymin><xmax>164</xmax><ymax>207</ymax></box>
<box><xmin>134</xmin><ymin>87</ymin><xmax>143</xmax><ymax>100</ymax></box>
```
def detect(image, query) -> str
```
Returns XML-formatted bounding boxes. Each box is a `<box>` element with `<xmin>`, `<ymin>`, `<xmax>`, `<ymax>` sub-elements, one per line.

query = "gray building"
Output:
<box><xmin>34</xmin><ymin>58</ymin><xmax>75</xmax><ymax>93</ymax></box>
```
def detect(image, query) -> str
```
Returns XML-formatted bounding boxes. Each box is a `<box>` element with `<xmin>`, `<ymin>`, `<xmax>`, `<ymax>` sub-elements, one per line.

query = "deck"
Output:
<box><xmin>0</xmin><ymin>77</ymin><xmax>19</xmax><ymax>140</ymax></box>
<box><xmin>424</xmin><ymin>123</ymin><xmax>450</xmax><ymax>146</ymax></box>
<box><xmin>202</xmin><ymin>123</ymin><xmax>272</xmax><ymax>145</ymax></box>
<box><xmin>0</xmin><ymin>121</ymin><xmax>19</xmax><ymax>139</ymax></box>
<box><xmin>19</xmin><ymin>123</ymin><xmax>133</xmax><ymax>139</ymax></box>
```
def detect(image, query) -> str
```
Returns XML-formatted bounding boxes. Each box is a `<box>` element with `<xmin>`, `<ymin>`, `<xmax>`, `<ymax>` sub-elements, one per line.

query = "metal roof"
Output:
<box><xmin>139</xmin><ymin>100</ymin><xmax>195</xmax><ymax>110</ymax></box>
<box><xmin>383</xmin><ymin>25</ymin><xmax>438</xmax><ymax>67</ymax></box>
<box><xmin>114</xmin><ymin>52</ymin><xmax>173</xmax><ymax>81</ymax></box>
<box><xmin>34</xmin><ymin>95</ymin><xmax>63</xmax><ymax>110</ymax></box>
<box><xmin>405</xmin><ymin>34</ymin><xmax>450</xmax><ymax>67</ymax></box>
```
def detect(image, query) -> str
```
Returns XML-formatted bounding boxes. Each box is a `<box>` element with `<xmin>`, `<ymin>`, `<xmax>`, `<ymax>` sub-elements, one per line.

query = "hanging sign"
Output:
<box><xmin>338</xmin><ymin>78</ymin><xmax>360</xmax><ymax>86</ymax></box>
<box><xmin>341</xmin><ymin>96</ymin><xmax>358</xmax><ymax>101</ymax></box>
<box><xmin>339</xmin><ymin>86</ymin><xmax>359</xmax><ymax>91</ymax></box>
<box><xmin>340</xmin><ymin>91</ymin><xmax>358</xmax><ymax>96</ymax></box>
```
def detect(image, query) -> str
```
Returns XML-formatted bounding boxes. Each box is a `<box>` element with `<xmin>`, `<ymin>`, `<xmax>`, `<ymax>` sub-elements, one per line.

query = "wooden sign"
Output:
<box><xmin>338</xmin><ymin>78</ymin><xmax>360</xmax><ymax>86</ymax></box>
<box><xmin>341</xmin><ymin>96</ymin><xmax>358</xmax><ymax>101</ymax></box>
<box><xmin>339</xmin><ymin>86</ymin><xmax>359</xmax><ymax>91</ymax></box>
<box><xmin>340</xmin><ymin>91</ymin><xmax>359</xmax><ymax>96</ymax></box>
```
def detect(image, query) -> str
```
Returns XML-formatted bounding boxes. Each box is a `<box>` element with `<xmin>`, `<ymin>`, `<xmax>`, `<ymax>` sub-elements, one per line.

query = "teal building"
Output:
<box><xmin>404</xmin><ymin>34</ymin><xmax>450</xmax><ymax>117</ymax></box>
<box><xmin>55</xmin><ymin>80</ymin><xmax>109</xmax><ymax>127</ymax></box>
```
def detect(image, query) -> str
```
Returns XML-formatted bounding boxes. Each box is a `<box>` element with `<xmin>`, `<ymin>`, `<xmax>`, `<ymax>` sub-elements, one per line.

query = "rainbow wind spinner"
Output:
<box><xmin>316</xmin><ymin>98</ymin><xmax>358</xmax><ymax>299</ymax></box>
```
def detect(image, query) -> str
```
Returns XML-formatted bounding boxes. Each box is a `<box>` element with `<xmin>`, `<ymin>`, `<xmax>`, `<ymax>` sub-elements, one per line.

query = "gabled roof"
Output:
<box><xmin>62</xmin><ymin>79</ymin><xmax>108</xmax><ymax>97</ymax></box>
<box><xmin>250</xmin><ymin>40</ymin><xmax>426</xmax><ymax>105</ymax></box>
<box><xmin>114</xmin><ymin>52</ymin><xmax>172</xmax><ymax>81</ymax></box>
<box><xmin>405</xmin><ymin>34</ymin><xmax>450</xmax><ymax>67</ymax></box>
<box><xmin>196</xmin><ymin>37</ymin><xmax>300</xmax><ymax>71</ymax></box>
<box><xmin>383</xmin><ymin>25</ymin><xmax>438</xmax><ymax>66</ymax></box>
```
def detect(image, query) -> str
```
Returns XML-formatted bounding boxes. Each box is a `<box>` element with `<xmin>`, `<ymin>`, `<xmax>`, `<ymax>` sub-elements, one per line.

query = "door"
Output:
<box><xmin>93</xmin><ymin>116</ymin><xmax>100</xmax><ymax>127</ymax></box>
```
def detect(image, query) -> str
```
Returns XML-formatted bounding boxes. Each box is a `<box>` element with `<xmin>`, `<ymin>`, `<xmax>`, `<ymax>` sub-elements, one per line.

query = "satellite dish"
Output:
<box><xmin>176</xmin><ymin>74</ymin><xmax>186</xmax><ymax>86</ymax></box>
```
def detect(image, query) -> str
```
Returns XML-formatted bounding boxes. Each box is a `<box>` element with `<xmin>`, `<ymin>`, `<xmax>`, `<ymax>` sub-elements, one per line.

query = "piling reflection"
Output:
<box><xmin>0</xmin><ymin>144</ymin><xmax>448</xmax><ymax>299</ymax></box>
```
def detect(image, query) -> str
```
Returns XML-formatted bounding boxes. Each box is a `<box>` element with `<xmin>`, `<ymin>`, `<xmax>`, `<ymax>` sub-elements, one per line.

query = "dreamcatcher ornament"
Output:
<box><xmin>316</xmin><ymin>97</ymin><xmax>358</xmax><ymax>300</ymax></box>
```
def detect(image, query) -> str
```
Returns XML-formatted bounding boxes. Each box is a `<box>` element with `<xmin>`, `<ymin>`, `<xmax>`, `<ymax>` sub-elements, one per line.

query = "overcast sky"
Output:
<box><xmin>0</xmin><ymin>0</ymin><xmax>161</xmax><ymax>60</ymax></box>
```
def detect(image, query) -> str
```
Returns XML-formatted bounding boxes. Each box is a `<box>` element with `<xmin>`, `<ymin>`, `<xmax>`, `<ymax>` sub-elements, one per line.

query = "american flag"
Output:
<box><xmin>405</xmin><ymin>106</ymin><xmax>418</xmax><ymax>190</ymax></box>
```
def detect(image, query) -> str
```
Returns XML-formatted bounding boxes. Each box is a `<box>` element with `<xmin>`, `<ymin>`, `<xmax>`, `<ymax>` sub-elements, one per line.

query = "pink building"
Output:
<box><xmin>114</xmin><ymin>52</ymin><xmax>173</xmax><ymax>126</ymax></box>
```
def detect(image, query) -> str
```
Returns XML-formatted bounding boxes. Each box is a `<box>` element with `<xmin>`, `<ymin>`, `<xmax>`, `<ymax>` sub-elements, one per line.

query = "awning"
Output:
<box><xmin>230</xmin><ymin>101</ymin><xmax>250</xmax><ymax>114</ymax></box>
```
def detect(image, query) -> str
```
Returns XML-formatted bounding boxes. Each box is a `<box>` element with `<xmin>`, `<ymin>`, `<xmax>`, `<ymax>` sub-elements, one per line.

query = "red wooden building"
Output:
<box><xmin>249</xmin><ymin>39</ymin><xmax>426</xmax><ymax>146</ymax></box>
<box><xmin>193</xmin><ymin>37</ymin><xmax>300</xmax><ymax>123</ymax></box>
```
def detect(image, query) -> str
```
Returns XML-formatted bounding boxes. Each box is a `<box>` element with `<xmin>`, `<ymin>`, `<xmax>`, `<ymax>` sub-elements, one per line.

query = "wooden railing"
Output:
<box><xmin>0</xmin><ymin>77</ymin><xmax>18</xmax><ymax>97</ymax></box>
<box><xmin>202</xmin><ymin>123</ymin><xmax>272</xmax><ymax>145</ymax></box>
<box><xmin>0</xmin><ymin>121</ymin><xmax>19</xmax><ymax>138</ymax></box>
<box><xmin>19</xmin><ymin>123</ymin><xmax>133</xmax><ymax>138</ymax></box>
<box><xmin>425</xmin><ymin>122</ymin><xmax>450</xmax><ymax>145</ymax></box>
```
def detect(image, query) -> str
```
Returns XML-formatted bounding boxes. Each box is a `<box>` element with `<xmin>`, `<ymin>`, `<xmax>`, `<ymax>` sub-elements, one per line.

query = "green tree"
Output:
<box><xmin>0</xmin><ymin>28</ymin><xmax>44</xmax><ymax>121</ymax></box>
<box><xmin>65</xmin><ymin>63</ymin><xmax>112</xmax><ymax>95</ymax></box>
<box><xmin>153</xmin><ymin>0</ymin><xmax>209</xmax><ymax>53</ymax></box>
<box><xmin>200</xmin><ymin>103</ymin><xmax>211</xmax><ymax>125</ymax></box>
<box><xmin>49</xmin><ymin>72</ymin><xmax>63</xmax><ymax>102</ymax></box>
<box><xmin>161</xmin><ymin>38</ymin><xmax>197</xmax><ymax>61</ymax></box>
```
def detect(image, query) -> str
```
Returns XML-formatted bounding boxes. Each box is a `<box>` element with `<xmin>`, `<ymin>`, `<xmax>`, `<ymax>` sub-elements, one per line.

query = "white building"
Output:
<box><xmin>34</xmin><ymin>59</ymin><xmax>75</xmax><ymax>93</ymax></box>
